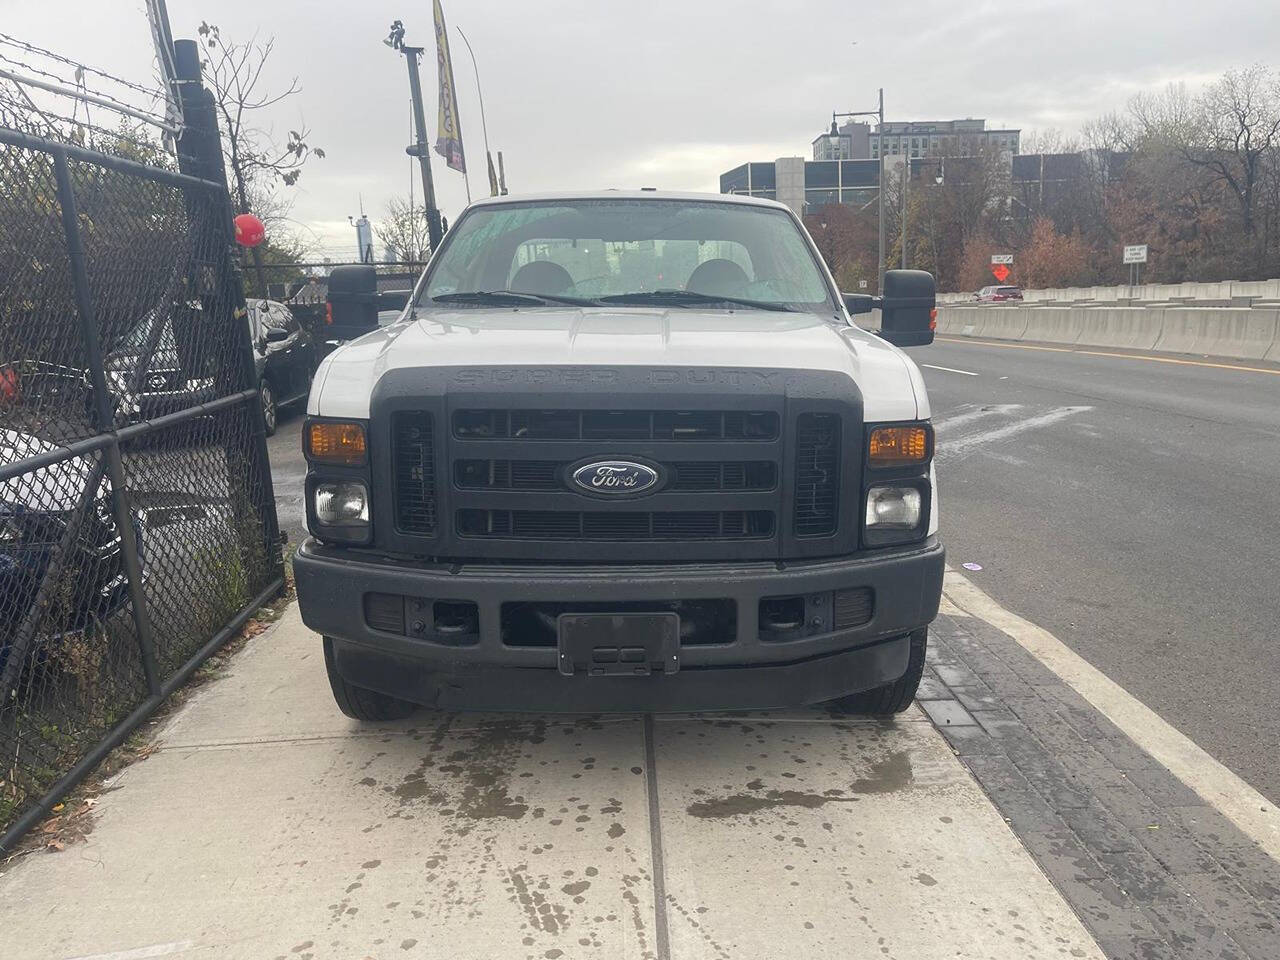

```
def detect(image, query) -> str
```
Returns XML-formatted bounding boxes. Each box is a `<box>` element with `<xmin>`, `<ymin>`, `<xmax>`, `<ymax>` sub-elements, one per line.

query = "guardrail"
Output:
<box><xmin>935</xmin><ymin>304</ymin><xmax>1280</xmax><ymax>362</ymax></box>
<box><xmin>937</xmin><ymin>277</ymin><xmax>1280</xmax><ymax>307</ymax></box>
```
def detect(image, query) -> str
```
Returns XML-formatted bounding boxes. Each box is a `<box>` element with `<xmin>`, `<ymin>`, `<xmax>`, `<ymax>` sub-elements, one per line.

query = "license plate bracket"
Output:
<box><xmin>557</xmin><ymin>612</ymin><xmax>680</xmax><ymax>677</ymax></box>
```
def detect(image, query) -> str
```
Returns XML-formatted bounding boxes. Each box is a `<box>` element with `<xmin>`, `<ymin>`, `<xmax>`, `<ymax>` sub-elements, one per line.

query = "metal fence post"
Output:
<box><xmin>51</xmin><ymin>147</ymin><xmax>162</xmax><ymax>695</ymax></box>
<box><xmin>172</xmin><ymin>39</ymin><xmax>282</xmax><ymax>570</ymax></box>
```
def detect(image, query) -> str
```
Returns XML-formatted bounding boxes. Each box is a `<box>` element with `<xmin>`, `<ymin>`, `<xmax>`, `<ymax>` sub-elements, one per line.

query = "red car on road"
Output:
<box><xmin>974</xmin><ymin>285</ymin><xmax>1024</xmax><ymax>302</ymax></box>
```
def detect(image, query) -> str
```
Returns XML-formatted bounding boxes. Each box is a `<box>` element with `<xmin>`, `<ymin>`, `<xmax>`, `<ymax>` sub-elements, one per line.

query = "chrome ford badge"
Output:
<box><xmin>570</xmin><ymin>460</ymin><xmax>660</xmax><ymax>496</ymax></box>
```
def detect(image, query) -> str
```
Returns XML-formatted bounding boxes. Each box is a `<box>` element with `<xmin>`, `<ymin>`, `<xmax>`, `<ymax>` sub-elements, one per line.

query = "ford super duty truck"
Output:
<box><xmin>293</xmin><ymin>191</ymin><xmax>944</xmax><ymax>720</ymax></box>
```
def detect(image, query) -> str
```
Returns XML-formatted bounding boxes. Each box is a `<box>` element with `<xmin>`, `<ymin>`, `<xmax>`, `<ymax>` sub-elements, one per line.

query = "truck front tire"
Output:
<box><xmin>826</xmin><ymin>627</ymin><xmax>928</xmax><ymax>715</ymax></box>
<box><xmin>323</xmin><ymin>637</ymin><xmax>418</xmax><ymax>721</ymax></box>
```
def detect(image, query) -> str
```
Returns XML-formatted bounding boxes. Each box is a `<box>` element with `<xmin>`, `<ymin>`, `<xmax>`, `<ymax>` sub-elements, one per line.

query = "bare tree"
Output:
<box><xmin>1188</xmin><ymin>65</ymin><xmax>1280</xmax><ymax>240</ymax></box>
<box><xmin>376</xmin><ymin>199</ymin><xmax>431</xmax><ymax>262</ymax></box>
<box><xmin>196</xmin><ymin>21</ymin><xmax>324</xmax><ymax>221</ymax></box>
<box><xmin>1019</xmin><ymin>128</ymin><xmax>1081</xmax><ymax>155</ymax></box>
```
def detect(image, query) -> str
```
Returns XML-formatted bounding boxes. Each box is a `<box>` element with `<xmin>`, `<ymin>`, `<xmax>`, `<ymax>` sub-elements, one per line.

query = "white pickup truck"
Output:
<box><xmin>293</xmin><ymin>191</ymin><xmax>943</xmax><ymax>720</ymax></box>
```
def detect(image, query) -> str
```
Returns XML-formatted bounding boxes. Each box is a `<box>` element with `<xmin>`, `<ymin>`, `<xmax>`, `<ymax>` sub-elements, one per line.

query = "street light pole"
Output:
<box><xmin>830</xmin><ymin>87</ymin><xmax>885</xmax><ymax>291</ymax></box>
<box><xmin>455</xmin><ymin>26</ymin><xmax>495</xmax><ymax>197</ymax></box>
<box><xmin>400</xmin><ymin>45</ymin><xmax>443</xmax><ymax>251</ymax></box>
<box><xmin>902</xmin><ymin>152</ymin><xmax>908</xmax><ymax>270</ymax></box>
<box><xmin>877</xmin><ymin>88</ymin><xmax>885</xmax><ymax>289</ymax></box>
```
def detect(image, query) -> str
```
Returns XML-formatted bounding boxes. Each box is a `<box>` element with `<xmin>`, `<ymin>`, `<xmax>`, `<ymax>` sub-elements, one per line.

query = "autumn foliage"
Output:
<box><xmin>805</xmin><ymin>65</ymin><xmax>1280</xmax><ymax>292</ymax></box>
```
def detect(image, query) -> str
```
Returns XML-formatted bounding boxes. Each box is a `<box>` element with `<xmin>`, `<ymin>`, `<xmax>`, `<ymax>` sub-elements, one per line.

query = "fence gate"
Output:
<box><xmin>0</xmin><ymin>124</ymin><xmax>283</xmax><ymax>850</ymax></box>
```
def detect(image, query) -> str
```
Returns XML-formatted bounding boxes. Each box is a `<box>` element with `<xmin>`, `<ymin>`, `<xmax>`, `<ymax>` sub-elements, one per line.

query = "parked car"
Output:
<box><xmin>0</xmin><ymin>429</ymin><xmax>134</xmax><ymax>671</ymax></box>
<box><xmin>104</xmin><ymin>299</ymin><xmax>318</xmax><ymax>436</ymax></box>
<box><xmin>974</xmin><ymin>285</ymin><xmax>1023</xmax><ymax>302</ymax></box>
<box><xmin>247</xmin><ymin>299</ymin><xmax>319</xmax><ymax>435</ymax></box>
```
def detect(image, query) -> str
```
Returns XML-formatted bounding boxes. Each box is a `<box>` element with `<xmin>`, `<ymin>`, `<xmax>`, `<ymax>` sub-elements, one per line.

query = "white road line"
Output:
<box><xmin>921</xmin><ymin>363</ymin><xmax>980</xmax><ymax>377</ymax></box>
<box><xmin>942</xmin><ymin>567</ymin><xmax>1280</xmax><ymax>862</ymax></box>
<box><xmin>65</xmin><ymin>941</ymin><xmax>195</xmax><ymax>960</ymax></box>
<box><xmin>932</xmin><ymin>403</ymin><xmax>1022</xmax><ymax>432</ymax></box>
<box><xmin>938</xmin><ymin>405</ymin><xmax>1091</xmax><ymax>459</ymax></box>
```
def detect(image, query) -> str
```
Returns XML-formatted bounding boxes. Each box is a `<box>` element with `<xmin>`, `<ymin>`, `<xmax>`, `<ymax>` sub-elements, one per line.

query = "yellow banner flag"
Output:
<box><xmin>432</xmin><ymin>0</ymin><xmax>466</xmax><ymax>174</ymax></box>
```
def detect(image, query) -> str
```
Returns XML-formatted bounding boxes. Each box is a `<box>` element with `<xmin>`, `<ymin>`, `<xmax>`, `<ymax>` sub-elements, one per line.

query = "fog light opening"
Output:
<box><xmin>434</xmin><ymin>600</ymin><xmax>478</xmax><ymax>636</ymax></box>
<box><xmin>760</xmin><ymin>595</ymin><xmax>806</xmax><ymax>634</ymax></box>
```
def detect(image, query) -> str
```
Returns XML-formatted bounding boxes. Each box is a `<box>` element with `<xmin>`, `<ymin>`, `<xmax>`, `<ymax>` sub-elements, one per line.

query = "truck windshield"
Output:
<box><xmin>417</xmin><ymin>198</ymin><xmax>837</xmax><ymax>313</ymax></box>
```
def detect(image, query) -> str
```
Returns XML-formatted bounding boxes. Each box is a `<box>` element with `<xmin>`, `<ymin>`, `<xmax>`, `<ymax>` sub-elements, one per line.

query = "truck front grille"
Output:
<box><xmin>794</xmin><ymin>413</ymin><xmax>840</xmax><ymax>537</ymax></box>
<box><xmin>457</xmin><ymin>509</ymin><xmax>774</xmax><ymax>541</ymax></box>
<box><xmin>392</xmin><ymin>411</ymin><xmax>437</xmax><ymax>535</ymax></box>
<box><xmin>382</xmin><ymin>387</ymin><xmax>855</xmax><ymax>561</ymax></box>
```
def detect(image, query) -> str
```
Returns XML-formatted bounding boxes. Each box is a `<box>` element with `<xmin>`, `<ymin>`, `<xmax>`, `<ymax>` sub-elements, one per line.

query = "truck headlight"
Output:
<box><xmin>314</xmin><ymin>480</ymin><xmax>370</xmax><ymax>533</ymax></box>
<box><xmin>864</xmin><ymin>484</ymin><xmax>924</xmax><ymax>546</ymax></box>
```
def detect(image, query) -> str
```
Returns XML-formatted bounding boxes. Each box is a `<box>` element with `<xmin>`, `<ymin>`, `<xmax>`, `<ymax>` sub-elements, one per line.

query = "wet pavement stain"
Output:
<box><xmin>686</xmin><ymin>789</ymin><xmax>862</xmax><ymax>819</ymax></box>
<box><xmin>849</xmin><ymin>750</ymin><xmax>914</xmax><ymax>794</ymax></box>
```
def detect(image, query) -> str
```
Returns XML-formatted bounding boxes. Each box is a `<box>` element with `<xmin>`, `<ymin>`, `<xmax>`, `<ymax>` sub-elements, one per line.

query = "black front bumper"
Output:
<box><xmin>294</xmin><ymin>536</ymin><xmax>944</xmax><ymax>712</ymax></box>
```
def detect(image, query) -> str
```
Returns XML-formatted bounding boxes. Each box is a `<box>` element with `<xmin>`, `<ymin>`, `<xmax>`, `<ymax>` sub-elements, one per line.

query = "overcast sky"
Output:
<box><xmin>4</xmin><ymin>0</ymin><xmax>1278</xmax><ymax>255</ymax></box>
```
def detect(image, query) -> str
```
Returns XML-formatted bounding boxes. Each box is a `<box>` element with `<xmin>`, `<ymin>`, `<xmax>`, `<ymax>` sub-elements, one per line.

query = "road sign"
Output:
<box><xmin>1123</xmin><ymin>244</ymin><xmax>1148</xmax><ymax>264</ymax></box>
<box><xmin>990</xmin><ymin>254</ymin><xmax>1014</xmax><ymax>265</ymax></box>
<box><xmin>991</xmin><ymin>263</ymin><xmax>1011</xmax><ymax>283</ymax></box>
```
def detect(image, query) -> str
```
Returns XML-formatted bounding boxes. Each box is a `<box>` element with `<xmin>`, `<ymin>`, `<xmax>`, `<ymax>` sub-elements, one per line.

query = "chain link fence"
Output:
<box><xmin>0</xmin><ymin>127</ymin><xmax>283</xmax><ymax>850</ymax></box>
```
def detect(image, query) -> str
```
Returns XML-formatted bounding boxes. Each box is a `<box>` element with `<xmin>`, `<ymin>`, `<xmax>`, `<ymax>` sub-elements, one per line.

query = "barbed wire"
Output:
<box><xmin>0</xmin><ymin>50</ymin><xmax>174</xmax><ymax>131</ymax></box>
<box><xmin>0</xmin><ymin>31</ymin><xmax>166</xmax><ymax>100</ymax></box>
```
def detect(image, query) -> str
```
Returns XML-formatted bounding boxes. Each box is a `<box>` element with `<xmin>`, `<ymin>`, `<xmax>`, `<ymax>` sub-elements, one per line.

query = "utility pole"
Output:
<box><xmin>830</xmin><ymin>87</ymin><xmax>885</xmax><ymax>291</ymax></box>
<box><xmin>401</xmin><ymin>45</ymin><xmax>443</xmax><ymax>251</ymax></box>
<box><xmin>386</xmin><ymin>22</ymin><xmax>443</xmax><ymax>252</ymax></box>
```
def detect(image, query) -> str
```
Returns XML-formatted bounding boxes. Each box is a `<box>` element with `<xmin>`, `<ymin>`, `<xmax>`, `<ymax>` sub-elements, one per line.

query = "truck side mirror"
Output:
<box><xmin>878</xmin><ymin>269</ymin><xmax>936</xmax><ymax>347</ymax></box>
<box><xmin>325</xmin><ymin>265</ymin><xmax>380</xmax><ymax>341</ymax></box>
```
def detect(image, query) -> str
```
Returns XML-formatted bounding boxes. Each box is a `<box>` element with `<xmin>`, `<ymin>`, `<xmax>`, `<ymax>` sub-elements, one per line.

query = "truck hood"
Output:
<box><xmin>309</xmin><ymin>308</ymin><xmax>927</xmax><ymax>422</ymax></box>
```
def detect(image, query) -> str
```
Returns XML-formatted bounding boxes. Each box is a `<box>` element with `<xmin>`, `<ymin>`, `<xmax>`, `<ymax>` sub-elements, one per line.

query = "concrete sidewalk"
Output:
<box><xmin>0</xmin><ymin>604</ymin><xmax>1104</xmax><ymax>960</ymax></box>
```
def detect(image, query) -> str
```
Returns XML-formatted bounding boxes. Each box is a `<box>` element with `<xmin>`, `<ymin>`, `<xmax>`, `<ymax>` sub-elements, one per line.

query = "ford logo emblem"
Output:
<box><xmin>569</xmin><ymin>460</ymin><xmax>661</xmax><ymax>497</ymax></box>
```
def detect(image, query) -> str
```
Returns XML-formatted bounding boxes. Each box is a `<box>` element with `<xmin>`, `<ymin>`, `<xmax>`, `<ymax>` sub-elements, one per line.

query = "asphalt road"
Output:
<box><xmin>265</xmin><ymin>339</ymin><xmax>1280</xmax><ymax>802</ymax></box>
<box><xmin>905</xmin><ymin>337</ymin><xmax>1280</xmax><ymax>803</ymax></box>
<box><xmin>266</xmin><ymin>405</ymin><xmax>308</xmax><ymax>552</ymax></box>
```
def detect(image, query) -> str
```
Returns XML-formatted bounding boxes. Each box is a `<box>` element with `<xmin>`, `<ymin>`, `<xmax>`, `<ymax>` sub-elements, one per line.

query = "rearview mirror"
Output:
<box><xmin>878</xmin><ymin>269</ymin><xmax>936</xmax><ymax>347</ymax></box>
<box><xmin>265</xmin><ymin>326</ymin><xmax>290</xmax><ymax>343</ymax></box>
<box><xmin>325</xmin><ymin>265</ymin><xmax>379</xmax><ymax>341</ymax></box>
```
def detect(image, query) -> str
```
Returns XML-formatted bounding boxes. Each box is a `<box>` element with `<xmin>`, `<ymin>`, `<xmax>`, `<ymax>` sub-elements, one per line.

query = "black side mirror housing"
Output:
<box><xmin>265</xmin><ymin>326</ymin><xmax>290</xmax><ymax>343</ymax></box>
<box><xmin>843</xmin><ymin>293</ymin><xmax>876</xmax><ymax>315</ymax></box>
<box><xmin>325</xmin><ymin>265</ymin><xmax>380</xmax><ymax>341</ymax></box>
<box><xmin>878</xmin><ymin>269</ymin><xmax>936</xmax><ymax>347</ymax></box>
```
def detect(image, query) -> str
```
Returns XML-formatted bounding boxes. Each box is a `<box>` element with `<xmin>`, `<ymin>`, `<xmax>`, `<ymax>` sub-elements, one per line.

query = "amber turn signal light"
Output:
<box><xmin>306</xmin><ymin>420</ymin><xmax>367</xmax><ymax>465</ymax></box>
<box><xmin>868</xmin><ymin>425</ymin><xmax>931</xmax><ymax>466</ymax></box>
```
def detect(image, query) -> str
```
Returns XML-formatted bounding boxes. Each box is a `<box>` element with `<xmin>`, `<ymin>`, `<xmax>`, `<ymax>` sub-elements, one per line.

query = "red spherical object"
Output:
<box><xmin>233</xmin><ymin>213</ymin><xmax>266</xmax><ymax>248</ymax></box>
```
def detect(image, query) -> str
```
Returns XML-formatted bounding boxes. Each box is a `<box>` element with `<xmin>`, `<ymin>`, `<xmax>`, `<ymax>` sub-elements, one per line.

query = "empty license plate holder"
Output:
<box><xmin>557</xmin><ymin>612</ymin><xmax>680</xmax><ymax>677</ymax></box>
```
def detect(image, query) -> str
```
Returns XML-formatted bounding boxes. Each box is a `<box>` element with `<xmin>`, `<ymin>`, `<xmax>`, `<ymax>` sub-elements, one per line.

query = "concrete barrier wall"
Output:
<box><xmin>935</xmin><ymin>303</ymin><xmax>1280</xmax><ymax>363</ymax></box>
<box><xmin>1019</xmin><ymin>307</ymin><xmax>1080</xmax><ymax>345</ymax></box>
<box><xmin>939</xmin><ymin>278</ymin><xmax>1280</xmax><ymax>306</ymax></box>
<box><xmin>1073</xmin><ymin>307</ymin><xmax>1165</xmax><ymax>350</ymax></box>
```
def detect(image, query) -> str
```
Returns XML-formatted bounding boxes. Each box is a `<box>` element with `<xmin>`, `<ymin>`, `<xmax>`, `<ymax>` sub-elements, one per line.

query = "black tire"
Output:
<box><xmin>827</xmin><ymin>627</ymin><xmax>928</xmax><ymax>715</ymax></box>
<box><xmin>259</xmin><ymin>379</ymin><xmax>277</xmax><ymax>436</ymax></box>
<box><xmin>323</xmin><ymin>637</ymin><xmax>418</xmax><ymax>721</ymax></box>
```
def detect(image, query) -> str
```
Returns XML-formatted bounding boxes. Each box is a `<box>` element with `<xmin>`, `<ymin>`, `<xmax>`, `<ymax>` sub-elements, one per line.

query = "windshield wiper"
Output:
<box><xmin>431</xmin><ymin>290</ymin><xmax>598</xmax><ymax>307</ymax></box>
<box><xmin>598</xmin><ymin>290</ymin><xmax>797</xmax><ymax>312</ymax></box>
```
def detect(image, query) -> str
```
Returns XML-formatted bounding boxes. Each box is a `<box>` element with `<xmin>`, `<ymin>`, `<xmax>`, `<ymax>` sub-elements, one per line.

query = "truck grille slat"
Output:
<box><xmin>794</xmin><ymin>413</ymin><xmax>840</xmax><ymax>538</ymax></box>
<box><xmin>392</xmin><ymin>411</ymin><xmax>437</xmax><ymax>535</ymax></box>
<box><xmin>454</xmin><ymin>408</ymin><xmax>779</xmax><ymax>442</ymax></box>
<box><xmin>457</xmin><ymin>509</ymin><xmax>774</xmax><ymax>541</ymax></box>
<box><xmin>454</xmin><ymin>459</ymin><xmax>777</xmax><ymax>492</ymax></box>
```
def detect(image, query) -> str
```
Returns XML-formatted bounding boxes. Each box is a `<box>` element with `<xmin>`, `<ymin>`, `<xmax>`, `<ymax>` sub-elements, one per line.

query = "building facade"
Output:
<box><xmin>870</xmin><ymin>119</ymin><xmax>1019</xmax><ymax>160</ymax></box>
